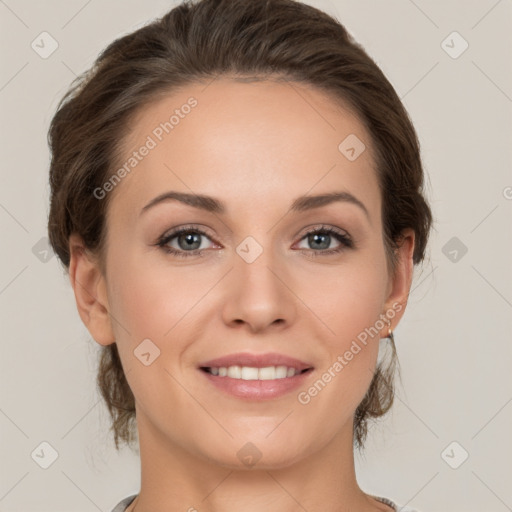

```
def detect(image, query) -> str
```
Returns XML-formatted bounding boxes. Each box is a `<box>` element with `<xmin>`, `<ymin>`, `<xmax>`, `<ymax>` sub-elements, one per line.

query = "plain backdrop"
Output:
<box><xmin>1</xmin><ymin>1</ymin><xmax>511</xmax><ymax>511</ymax></box>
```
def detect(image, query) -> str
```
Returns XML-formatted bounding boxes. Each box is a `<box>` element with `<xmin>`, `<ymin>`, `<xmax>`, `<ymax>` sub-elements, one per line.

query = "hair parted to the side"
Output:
<box><xmin>47</xmin><ymin>0</ymin><xmax>433</xmax><ymax>451</ymax></box>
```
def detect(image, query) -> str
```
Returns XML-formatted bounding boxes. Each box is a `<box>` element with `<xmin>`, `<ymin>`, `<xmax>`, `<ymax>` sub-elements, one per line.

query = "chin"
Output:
<box><xmin>197</xmin><ymin>438</ymin><xmax>307</xmax><ymax>471</ymax></box>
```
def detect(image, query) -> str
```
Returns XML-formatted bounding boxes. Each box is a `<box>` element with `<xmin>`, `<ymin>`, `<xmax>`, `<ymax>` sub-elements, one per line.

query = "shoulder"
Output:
<box><xmin>110</xmin><ymin>494</ymin><xmax>421</xmax><ymax>512</ymax></box>
<box><xmin>111</xmin><ymin>494</ymin><xmax>138</xmax><ymax>512</ymax></box>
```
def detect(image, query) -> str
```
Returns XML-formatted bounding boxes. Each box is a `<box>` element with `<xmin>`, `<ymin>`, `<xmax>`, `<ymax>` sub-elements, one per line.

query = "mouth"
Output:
<box><xmin>197</xmin><ymin>352</ymin><xmax>315</xmax><ymax>400</ymax></box>
<box><xmin>199</xmin><ymin>365</ymin><xmax>313</xmax><ymax>380</ymax></box>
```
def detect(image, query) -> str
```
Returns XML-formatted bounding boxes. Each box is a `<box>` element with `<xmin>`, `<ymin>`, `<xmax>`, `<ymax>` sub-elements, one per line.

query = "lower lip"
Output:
<box><xmin>199</xmin><ymin>369</ymin><xmax>314</xmax><ymax>400</ymax></box>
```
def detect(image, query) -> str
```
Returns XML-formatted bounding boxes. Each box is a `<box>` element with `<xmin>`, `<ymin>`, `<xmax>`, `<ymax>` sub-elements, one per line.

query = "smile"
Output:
<box><xmin>201</xmin><ymin>365</ymin><xmax>311</xmax><ymax>380</ymax></box>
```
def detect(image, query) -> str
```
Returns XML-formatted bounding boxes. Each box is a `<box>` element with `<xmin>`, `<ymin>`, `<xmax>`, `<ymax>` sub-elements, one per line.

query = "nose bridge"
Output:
<box><xmin>221</xmin><ymin>234</ymin><xmax>296</xmax><ymax>331</ymax></box>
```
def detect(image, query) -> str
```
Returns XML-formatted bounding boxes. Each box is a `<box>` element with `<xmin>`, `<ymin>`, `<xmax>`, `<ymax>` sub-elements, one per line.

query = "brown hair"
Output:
<box><xmin>48</xmin><ymin>0</ymin><xmax>433</xmax><ymax>450</ymax></box>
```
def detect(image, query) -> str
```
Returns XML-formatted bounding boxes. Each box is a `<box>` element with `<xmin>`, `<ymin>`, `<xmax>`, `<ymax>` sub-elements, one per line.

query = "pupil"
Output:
<box><xmin>310</xmin><ymin>233</ymin><xmax>329</xmax><ymax>250</ymax></box>
<box><xmin>179</xmin><ymin>233</ymin><xmax>201</xmax><ymax>250</ymax></box>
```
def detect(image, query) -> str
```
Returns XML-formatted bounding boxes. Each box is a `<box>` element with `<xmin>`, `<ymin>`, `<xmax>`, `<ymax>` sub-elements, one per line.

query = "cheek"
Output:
<box><xmin>306</xmin><ymin>258</ymin><xmax>388</xmax><ymax>345</ymax></box>
<box><xmin>299</xmin><ymin>256</ymin><xmax>387</xmax><ymax>401</ymax></box>
<box><xmin>104</xmin><ymin>255</ymin><xmax>203</xmax><ymax>418</ymax></box>
<box><xmin>106</xmin><ymin>250</ymin><xmax>211</xmax><ymax>342</ymax></box>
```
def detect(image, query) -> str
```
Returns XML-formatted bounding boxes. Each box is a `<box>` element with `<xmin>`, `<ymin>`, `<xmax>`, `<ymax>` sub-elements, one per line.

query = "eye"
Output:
<box><xmin>156</xmin><ymin>226</ymin><xmax>217</xmax><ymax>257</ymax></box>
<box><xmin>294</xmin><ymin>225</ymin><xmax>353</xmax><ymax>256</ymax></box>
<box><xmin>155</xmin><ymin>224</ymin><xmax>354</xmax><ymax>259</ymax></box>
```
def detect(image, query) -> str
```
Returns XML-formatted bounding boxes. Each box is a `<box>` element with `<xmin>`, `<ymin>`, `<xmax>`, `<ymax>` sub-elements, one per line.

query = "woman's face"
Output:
<box><xmin>78</xmin><ymin>78</ymin><xmax>413</xmax><ymax>467</ymax></box>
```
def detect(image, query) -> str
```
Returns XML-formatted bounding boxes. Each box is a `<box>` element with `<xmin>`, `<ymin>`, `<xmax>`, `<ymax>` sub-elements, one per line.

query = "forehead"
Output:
<box><xmin>110</xmin><ymin>77</ymin><xmax>380</xmax><ymax>221</ymax></box>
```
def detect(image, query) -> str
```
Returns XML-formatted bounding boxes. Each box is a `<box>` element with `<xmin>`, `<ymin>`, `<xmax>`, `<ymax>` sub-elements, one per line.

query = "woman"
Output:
<box><xmin>47</xmin><ymin>0</ymin><xmax>433</xmax><ymax>510</ymax></box>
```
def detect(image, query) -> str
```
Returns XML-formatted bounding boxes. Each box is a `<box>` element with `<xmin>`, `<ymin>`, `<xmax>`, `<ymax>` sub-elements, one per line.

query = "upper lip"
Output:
<box><xmin>199</xmin><ymin>352</ymin><xmax>314</xmax><ymax>371</ymax></box>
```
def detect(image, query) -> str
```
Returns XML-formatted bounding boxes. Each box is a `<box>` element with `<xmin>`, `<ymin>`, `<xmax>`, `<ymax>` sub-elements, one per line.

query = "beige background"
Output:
<box><xmin>1</xmin><ymin>0</ymin><xmax>511</xmax><ymax>511</ymax></box>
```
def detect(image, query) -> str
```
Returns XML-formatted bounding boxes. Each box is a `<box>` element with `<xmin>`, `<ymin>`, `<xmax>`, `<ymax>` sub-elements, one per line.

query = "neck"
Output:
<box><xmin>128</xmin><ymin>412</ymin><xmax>376</xmax><ymax>512</ymax></box>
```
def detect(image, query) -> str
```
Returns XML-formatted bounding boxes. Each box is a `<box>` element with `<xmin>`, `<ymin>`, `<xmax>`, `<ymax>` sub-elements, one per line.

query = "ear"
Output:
<box><xmin>380</xmin><ymin>228</ymin><xmax>415</xmax><ymax>336</ymax></box>
<box><xmin>68</xmin><ymin>233</ymin><xmax>115</xmax><ymax>346</ymax></box>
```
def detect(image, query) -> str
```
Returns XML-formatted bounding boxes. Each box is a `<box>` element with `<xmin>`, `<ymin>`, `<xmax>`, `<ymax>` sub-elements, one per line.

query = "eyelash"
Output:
<box><xmin>155</xmin><ymin>224</ymin><xmax>354</xmax><ymax>258</ymax></box>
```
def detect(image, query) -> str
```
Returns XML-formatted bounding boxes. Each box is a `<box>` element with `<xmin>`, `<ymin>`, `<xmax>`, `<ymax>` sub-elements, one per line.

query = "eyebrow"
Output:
<box><xmin>140</xmin><ymin>190</ymin><xmax>370</xmax><ymax>220</ymax></box>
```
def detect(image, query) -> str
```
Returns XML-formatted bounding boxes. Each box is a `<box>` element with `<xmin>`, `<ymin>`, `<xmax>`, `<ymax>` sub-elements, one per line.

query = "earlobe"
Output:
<box><xmin>381</xmin><ymin>229</ymin><xmax>415</xmax><ymax>335</ymax></box>
<box><xmin>68</xmin><ymin>233</ymin><xmax>115</xmax><ymax>346</ymax></box>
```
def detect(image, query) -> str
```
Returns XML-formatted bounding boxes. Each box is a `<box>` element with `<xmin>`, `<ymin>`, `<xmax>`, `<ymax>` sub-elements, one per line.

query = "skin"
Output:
<box><xmin>69</xmin><ymin>77</ymin><xmax>414</xmax><ymax>512</ymax></box>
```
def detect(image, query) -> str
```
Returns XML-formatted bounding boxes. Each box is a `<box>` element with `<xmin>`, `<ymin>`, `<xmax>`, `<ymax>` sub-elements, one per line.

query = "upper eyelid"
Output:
<box><xmin>301</xmin><ymin>225</ymin><xmax>349</xmax><ymax>237</ymax></box>
<box><xmin>160</xmin><ymin>224</ymin><xmax>216</xmax><ymax>239</ymax></box>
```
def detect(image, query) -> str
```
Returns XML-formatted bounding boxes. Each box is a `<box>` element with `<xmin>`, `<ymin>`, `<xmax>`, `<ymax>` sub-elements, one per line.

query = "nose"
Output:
<box><xmin>221</xmin><ymin>246</ymin><xmax>297</xmax><ymax>333</ymax></box>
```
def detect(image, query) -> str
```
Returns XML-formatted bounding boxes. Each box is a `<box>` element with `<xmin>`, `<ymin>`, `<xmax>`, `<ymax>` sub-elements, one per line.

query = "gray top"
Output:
<box><xmin>111</xmin><ymin>495</ymin><xmax>137</xmax><ymax>512</ymax></box>
<box><xmin>111</xmin><ymin>494</ymin><xmax>419</xmax><ymax>511</ymax></box>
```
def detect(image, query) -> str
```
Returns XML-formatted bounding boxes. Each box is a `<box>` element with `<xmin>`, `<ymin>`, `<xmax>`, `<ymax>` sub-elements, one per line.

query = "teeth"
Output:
<box><xmin>206</xmin><ymin>365</ymin><xmax>304</xmax><ymax>380</ymax></box>
<box><xmin>227</xmin><ymin>366</ymin><xmax>241</xmax><ymax>379</ymax></box>
<box><xmin>241</xmin><ymin>366</ymin><xmax>259</xmax><ymax>380</ymax></box>
<box><xmin>258</xmin><ymin>366</ymin><xmax>277</xmax><ymax>380</ymax></box>
<box><xmin>275</xmin><ymin>365</ymin><xmax>288</xmax><ymax>379</ymax></box>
